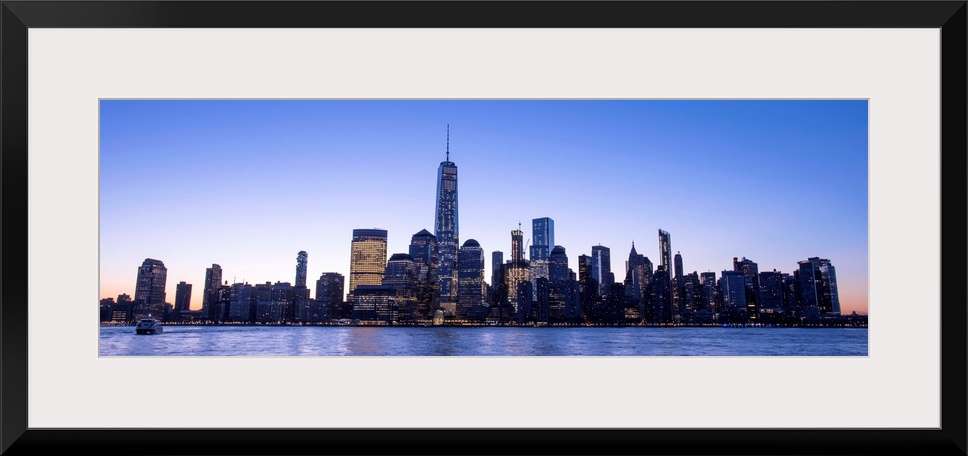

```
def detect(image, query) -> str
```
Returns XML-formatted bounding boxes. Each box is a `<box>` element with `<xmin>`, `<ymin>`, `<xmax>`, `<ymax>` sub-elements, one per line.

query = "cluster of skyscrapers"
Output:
<box><xmin>100</xmin><ymin>129</ymin><xmax>859</xmax><ymax>327</ymax></box>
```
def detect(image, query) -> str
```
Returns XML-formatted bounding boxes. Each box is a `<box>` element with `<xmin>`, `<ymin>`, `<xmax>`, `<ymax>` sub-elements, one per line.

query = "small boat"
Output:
<box><xmin>135</xmin><ymin>317</ymin><xmax>163</xmax><ymax>335</ymax></box>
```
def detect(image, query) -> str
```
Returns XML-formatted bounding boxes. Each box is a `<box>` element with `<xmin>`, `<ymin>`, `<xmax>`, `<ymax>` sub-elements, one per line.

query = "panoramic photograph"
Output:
<box><xmin>98</xmin><ymin>99</ymin><xmax>868</xmax><ymax>356</ymax></box>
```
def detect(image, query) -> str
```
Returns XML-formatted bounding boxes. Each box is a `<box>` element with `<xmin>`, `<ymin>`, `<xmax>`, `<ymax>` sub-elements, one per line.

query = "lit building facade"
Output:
<box><xmin>112</xmin><ymin>293</ymin><xmax>133</xmax><ymax>322</ymax></box>
<box><xmin>797</xmin><ymin>257</ymin><xmax>841</xmax><ymax>314</ymax></box>
<box><xmin>721</xmin><ymin>270</ymin><xmax>748</xmax><ymax>310</ymax></box>
<box><xmin>548</xmin><ymin>246</ymin><xmax>569</xmax><ymax>283</ymax></box>
<box><xmin>505</xmin><ymin>228</ymin><xmax>530</xmax><ymax>312</ymax></box>
<box><xmin>352</xmin><ymin>285</ymin><xmax>398</xmax><ymax>323</ymax></box>
<box><xmin>733</xmin><ymin>257</ymin><xmax>760</xmax><ymax>319</ymax></box>
<box><xmin>529</xmin><ymin>217</ymin><xmax>555</xmax><ymax>261</ymax></box>
<box><xmin>700</xmin><ymin>271</ymin><xmax>717</xmax><ymax>313</ymax></box>
<box><xmin>658</xmin><ymin>229</ymin><xmax>672</xmax><ymax>280</ymax></box>
<box><xmin>511</xmin><ymin>227</ymin><xmax>525</xmax><ymax>263</ymax></box>
<box><xmin>434</xmin><ymin>128</ymin><xmax>459</xmax><ymax>313</ymax></box>
<box><xmin>409</xmin><ymin>229</ymin><xmax>439</xmax><ymax>317</ymax></box>
<box><xmin>348</xmin><ymin>229</ymin><xmax>388</xmax><ymax>300</ymax></box>
<box><xmin>758</xmin><ymin>270</ymin><xmax>786</xmax><ymax>311</ymax></box>
<box><xmin>456</xmin><ymin>239</ymin><xmax>486</xmax><ymax>319</ymax></box>
<box><xmin>228</xmin><ymin>283</ymin><xmax>255</xmax><ymax>322</ymax></box>
<box><xmin>383</xmin><ymin>253</ymin><xmax>418</xmax><ymax>321</ymax></box>
<box><xmin>591</xmin><ymin>245</ymin><xmax>612</xmax><ymax>296</ymax></box>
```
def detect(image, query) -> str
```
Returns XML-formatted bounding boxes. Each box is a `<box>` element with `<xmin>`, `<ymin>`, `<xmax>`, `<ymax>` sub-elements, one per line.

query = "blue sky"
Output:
<box><xmin>99</xmin><ymin>100</ymin><xmax>868</xmax><ymax>314</ymax></box>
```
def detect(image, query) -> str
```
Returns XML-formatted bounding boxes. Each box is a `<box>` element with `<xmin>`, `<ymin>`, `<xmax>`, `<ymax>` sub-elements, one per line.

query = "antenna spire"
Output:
<box><xmin>446</xmin><ymin>124</ymin><xmax>450</xmax><ymax>162</ymax></box>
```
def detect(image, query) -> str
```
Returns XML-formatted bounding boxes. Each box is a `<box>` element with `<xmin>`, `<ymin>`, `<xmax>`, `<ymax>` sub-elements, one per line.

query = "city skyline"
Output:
<box><xmin>99</xmin><ymin>100</ymin><xmax>868</xmax><ymax>315</ymax></box>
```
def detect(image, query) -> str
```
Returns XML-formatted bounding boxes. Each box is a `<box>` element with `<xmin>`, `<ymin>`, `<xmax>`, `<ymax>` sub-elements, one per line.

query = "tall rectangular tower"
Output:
<box><xmin>134</xmin><ymin>258</ymin><xmax>167</xmax><ymax>320</ymax></box>
<box><xmin>435</xmin><ymin>126</ymin><xmax>459</xmax><ymax>311</ymax></box>
<box><xmin>658</xmin><ymin>229</ymin><xmax>672</xmax><ymax>282</ymax></box>
<box><xmin>203</xmin><ymin>263</ymin><xmax>222</xmax><ymax>321</ymax></box>
<box><xmin>295</xmin><ymin>250</ymin><xmax>308</xmax><ymax>288</ymax></box>
<box><xmin>348</xmin><ymin>229</ymin><xmax>388</xmax><ymax>300</ymax></box>
<box><xmin>529</xmin><ymin>217</ymin><xmax>555</xmax><ymax>261</ymax></box>
<box><xmin>174</xmin><ymin>281</ymin><xmax>192</xmax><ymax>314</ymax></box>
<box><xmin>591</xmin><ymin>245</ymin><xmax>612</xmax><ymax>296</ymax></box>
<box><xmin>457</xmin><ymin>239</ymin><xmax>485</xmax><ymax>318</ymax></box>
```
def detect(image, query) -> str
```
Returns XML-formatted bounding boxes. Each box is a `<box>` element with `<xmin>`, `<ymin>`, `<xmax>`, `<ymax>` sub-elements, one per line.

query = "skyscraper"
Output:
<box><xmin>658</xmin><ymin>229</ymin><xmax>672</xmax><ymax>282</ymax></box>
<box><xmin>700</xmin><ymin>271</ymin><xmax>717</xmax><ymax>313</ymax></box>
<box><xmin>797</xmin><ymin>257</ymin><xmax>841</xmax><ymax>314</ymax></box>
<box><xmin>383</xmin><ymin>253</ymin><xmax>418</xmax><ymax>321</ymax></box>
<box><xmin>409</xmin><ymin>229</ymin><xmax>439</xmax><ymax>317</ymax></box>
<box><xmin>548</xmin><ymin>246</ymin><xmax>570</xmax><ymax>283</ymax></box>
<box><xmin>295</xmin><ymin>250</ymin><xmax>308</xmax><ymax>288</ymax></box>
<box><xmin>649</xmin><ymin>265</ymin><xmax>671</xmax><ymax>323</ymax></box>
<box><xmin>434</xmin><ymin>126</ymin><xmax>459</xmax><ymax>313</ymax></box>
<box><xmin>505</xmin><ymin>228</ymin><xmax>530</xmax><ymax>313</ymax></box>
<box><xmin>409</xmin><ymin>229</ymin><xmax>439</xmax><ymax>267</ymax></box>
<box><xmin>203</xmin><ymin>263</ymin><xmax>222</xmax><ymax>321</ymax></box>
<box><xmin>578</xmin><ymin>253</ymin><xmax>595</xmax><ymax>307</ymax></box>
<box><xmin>457</xmin><ymin>239</ymin><xmax>486</xmax><ymax>319</ymax></box>
<box><xmin>658</xmin><ymin>230</ymin><xmax>673</xmax><ymax>317</ymax></box>
<box><xmin>348</xmin><ymin>229</ymin><xmax>388</xmax><ymax>300</ymax></box>
<box><xmin>758</xmin><ymin>270</ymin><xmax>785</xmax><ymax>312</ymax></box>
<box><xmin>173</xmin><ymin>281</ymin><xmax>192</xmax><ymax>314</ymax></box>
<box><xmin>229</xmin><ymin>283</ymin><xmax>256</xmax><ymax>323</ymax></box>
<box><xmin>548</xmin><ymin>246</ymin><xmax>575</xmax><ymax>323</ymax></box>
<box><xmin>529</xmin><ymin>217</ymin><xmax>555</xmax><ymax>261</ymax></box>
<box><xmin>591</xmin><ymin>245</ymin><xmax>612</xmax><ymax>296</ymax></box>
<box><xmin>733</xmin><ymin>257</ymin><xmax>760</xmax><ymax>320</ymax></box>
<box><xmin>511</xmin><ymin>225</ymin><xmax>525</xmax><ymax>264</ymax></box>
<box><xmin>818</xmin><ymin>260</ymin><xmax>841</xmax><ymax>315</ymax></box>
<box><xmin>292</xmin><ymin>250</ymin><xmax>310</xmax><ymax>322</ymax></box>
<box><xmin>133</xmin><ymin>258</ymin><xmax>167</xmax><ymax>320</ymax></box>
<box><xmin>624</xmin><ymin>242</ymin><xmax>650</xmax><ymax>305</ymax></box>
<box><xmin>674</xmin><ymin>252</ymin><xmax>684</xmax><ymax>283</ymax></box>
<box><xmin>491</xmin><ymin>251</ymin><xmax>504</xmax><ymax>292</ymax></box>
<box><xmin>721</xmin><ymin>270</ymin><xmax>748</xmax><ymax>311</ymax></box>
<box><xmin>315</xmin><ymin>272</ymin><xmax>345</xmax><ymax>320</ymax></box>
<box><xmin>673</xmin><ymin>251</ymin><xmax>684</xmax><ymax>315</ymax></box>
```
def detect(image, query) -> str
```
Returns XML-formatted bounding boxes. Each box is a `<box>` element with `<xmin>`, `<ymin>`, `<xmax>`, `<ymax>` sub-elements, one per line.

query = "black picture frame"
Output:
<box><xmin>2</xmin><ymin>1</ymin><xmax>965</xmax><ymax>455</ymax></box>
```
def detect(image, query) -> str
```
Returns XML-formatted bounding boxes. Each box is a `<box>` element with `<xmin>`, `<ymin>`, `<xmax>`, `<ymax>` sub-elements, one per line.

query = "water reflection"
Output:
<box><xmin>99</xmin><ymin>326</ymin><xmax>868</xmax><ymax>357</ymax></box>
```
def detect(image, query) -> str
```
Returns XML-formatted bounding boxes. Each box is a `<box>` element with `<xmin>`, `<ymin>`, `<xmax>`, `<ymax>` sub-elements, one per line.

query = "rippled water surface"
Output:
<box><xmin>99</xmin><ymin>325</ymin><xmax>867</xmax><ymax>356</ymax></box>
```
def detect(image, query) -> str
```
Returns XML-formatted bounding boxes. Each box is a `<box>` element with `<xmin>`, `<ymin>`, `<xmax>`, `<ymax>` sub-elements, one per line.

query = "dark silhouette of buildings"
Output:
<box><xmin>316</xmin><ymin>272</ymin><xmax>346</xmax><ymax>320</ymax></box>
<box><xmin>173</xmin><ymin>281</ymin><xmax>192</xmax><ymax>316</ymax></box>
<box><xmin>733</xmin><ymin>257</ymin><xmax>760</xmax><ymax>320</ymax></box>
<box><xmin>133</xmin><ymin>258</ymin><xmax>168</xmax><ymax>321</ymax></box>
<box><xmin>203</xmin><ymin>264</ymin><xmax>222</xmax><ymax>322</ymax></box>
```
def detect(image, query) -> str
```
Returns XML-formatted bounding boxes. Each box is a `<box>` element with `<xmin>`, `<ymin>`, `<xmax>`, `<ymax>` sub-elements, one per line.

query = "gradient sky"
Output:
<box><xmin>99</xmin><ymin>100</ymin><xmax>868</xmax><ymax>315</ymax></box>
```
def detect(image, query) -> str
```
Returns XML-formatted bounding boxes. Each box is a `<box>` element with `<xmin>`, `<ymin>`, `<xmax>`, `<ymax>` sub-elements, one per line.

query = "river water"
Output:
<box><xmin>99</xmin><ymin>325</ymin><xmax>867</xmax><ymax>356</ymax></box>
